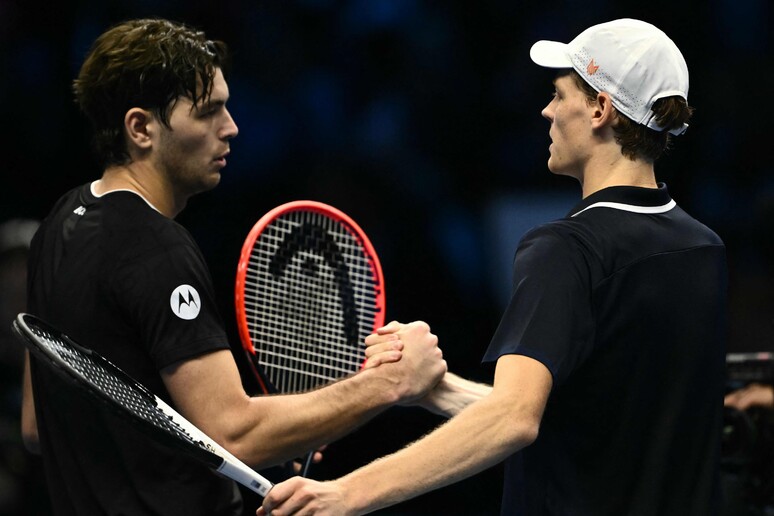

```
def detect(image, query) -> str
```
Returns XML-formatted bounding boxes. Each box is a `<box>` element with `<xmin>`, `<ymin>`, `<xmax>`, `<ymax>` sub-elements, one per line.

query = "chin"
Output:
<box><xmin>204</xmin><ymin>174</ymin><xmax>222</xmax><ymax>191</ymax></box>
<box><xmin>189</xmin><ymin>173</ymin><xmax>222</xmax><ymax>196</ymax></box>
<box><xmin>547</xmin><ymin>161</ymin><xmax>578</xmax><ymax>180</ymax></box>
<box><xmin>546</xmin><ymin>158</ymin><xmax>561</xmax><ymax>175</ymax></box>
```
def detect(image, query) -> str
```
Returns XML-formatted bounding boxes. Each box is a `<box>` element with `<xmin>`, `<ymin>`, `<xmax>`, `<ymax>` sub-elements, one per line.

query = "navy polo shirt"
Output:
<box><xmin>484</xmin><ymin>184</ymin><xmax>727</xmax><ymax>515</ymax></box>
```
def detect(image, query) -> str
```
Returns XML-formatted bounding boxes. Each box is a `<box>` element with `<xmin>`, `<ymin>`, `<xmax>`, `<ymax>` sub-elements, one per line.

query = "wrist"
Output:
<box><xmin>354</xmin><ymin>366</ymin><xmax>401</xmax><ymax>406</ymax></box>
<box><xmin>337</xmin><ymin>474</ymin><xmax>373</xmax><ymax>516</ymax></box>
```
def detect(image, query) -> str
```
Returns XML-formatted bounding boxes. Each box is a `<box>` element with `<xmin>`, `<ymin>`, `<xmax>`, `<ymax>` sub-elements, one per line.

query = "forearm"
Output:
<box><xmin>340</xmin><ymin>391</ymin><xmax>538</xmax><ymax>514</ymax></box>
<box><xmin>258</xmin><ymin>355</ymin><xmax>552</xmax><ymax>516</ymax></box>
<box><xmin>224</xmin><ymin>367</ymin><xmax>399</xmax><ymax>468</ymax></box>
<box><xmin>417</xmin><ymin>372</ymin><xmax>492</xmax><ymax>417</ymax></box>
<box><xmin>167</xmin><ymin>321</ymin><xmax>445</xmax><ymax>471</ymax></box>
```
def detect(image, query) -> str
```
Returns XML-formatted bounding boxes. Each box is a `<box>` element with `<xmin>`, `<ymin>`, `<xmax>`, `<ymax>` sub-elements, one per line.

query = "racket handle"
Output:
<box><xmin>300</xmin><ymin>450</ymin><xmax>314</xmax><ymax>477</ymax></box>
<box><xmin>217</xmin><ymin>459</ymin><xmax>273</xmax><ymax>497</ymax></box>
<box><xmin>154</xmin><ymin>396</ymin><xmax>273</xmax><ymax>497</ymax></box>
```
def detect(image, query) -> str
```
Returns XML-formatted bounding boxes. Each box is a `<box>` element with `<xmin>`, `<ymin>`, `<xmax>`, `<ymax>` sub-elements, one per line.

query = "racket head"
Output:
<box><xmin>13</xmin><ymin>313</ymin><xmax>221</xmax><ymax>466</ymax></box>
<box><xmin>235</xmin><ymin>201</ymin><xmax>386</xmax><ymax>394</ymax></box>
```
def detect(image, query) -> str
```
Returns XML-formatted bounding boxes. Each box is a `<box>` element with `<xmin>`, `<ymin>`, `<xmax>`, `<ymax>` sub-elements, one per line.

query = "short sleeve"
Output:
<box><xmin>110</xmin><ymin>227</ymin><xmax>229</xmax><ymax>369</ymax></box>
<box><xmin>482</xmin><ymin>223</ymin><xmax>595</xmax><ymax>388</ymax></box>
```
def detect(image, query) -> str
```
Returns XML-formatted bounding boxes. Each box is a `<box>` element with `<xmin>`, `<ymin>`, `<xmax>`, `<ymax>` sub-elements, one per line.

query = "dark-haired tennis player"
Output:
<box><xmin>259</xmin><ymin>19</ymin><xmax>727</xmax><ymax>516</ymax></box>
<box><xmin>21</xmin><ymin>18</ymin><xmax>446</xmax><ymax>515</ymax></box>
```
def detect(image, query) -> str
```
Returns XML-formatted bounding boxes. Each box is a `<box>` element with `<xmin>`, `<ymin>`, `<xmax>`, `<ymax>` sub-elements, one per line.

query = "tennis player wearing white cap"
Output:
<box><xmin>258</xmin><ymin>19</ymin><xmax>727</xmax><ymax>516</ymax></box>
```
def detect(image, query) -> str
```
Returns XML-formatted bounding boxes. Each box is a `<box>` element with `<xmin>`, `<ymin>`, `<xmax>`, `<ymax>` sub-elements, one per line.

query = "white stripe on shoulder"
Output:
<box><xmin>571</xmin><ymin>199</ymin><xmax>676</xmax><ymax>218</ymax></box>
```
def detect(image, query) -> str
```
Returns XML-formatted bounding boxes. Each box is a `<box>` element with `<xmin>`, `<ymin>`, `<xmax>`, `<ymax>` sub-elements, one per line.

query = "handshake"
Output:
<box><xmin>360</xmin><ymin>320</ymin><xmax>448</xmax><ymax>406</ymax></box>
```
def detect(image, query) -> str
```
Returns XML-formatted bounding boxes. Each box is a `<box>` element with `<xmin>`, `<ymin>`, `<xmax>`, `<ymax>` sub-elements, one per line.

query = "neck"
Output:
<box><xmin>95</xmin><ymin>163</ymin><xmax>186</xmax><ymax>218</ymax></box>
<box><xmin>578</xmin><ymin>149</ymin><xmax>657</xmax><ymax>198</ymax></box>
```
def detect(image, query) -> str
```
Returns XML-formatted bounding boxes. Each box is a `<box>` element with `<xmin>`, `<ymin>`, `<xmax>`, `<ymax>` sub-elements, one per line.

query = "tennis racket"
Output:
<box><xmin>234</xmin><ymin>201</ymin><xmax>386</xmax><ymax>475</ymax></box>
<box><xmin>12</xmin><ymin>313</ymin><xmax>273</xmax><ymax>497</ymax></box>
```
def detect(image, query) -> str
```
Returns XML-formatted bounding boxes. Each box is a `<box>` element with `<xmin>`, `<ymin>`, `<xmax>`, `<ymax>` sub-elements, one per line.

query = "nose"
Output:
<box><xmin>221</xmin><ymin>107</ymin><xmax>239</xmax><ymax>140</ymax></box>
<box><xmin>541</xmin><ymin>101</ymin><xmax>554</xmax><ymax>123</ymax></box>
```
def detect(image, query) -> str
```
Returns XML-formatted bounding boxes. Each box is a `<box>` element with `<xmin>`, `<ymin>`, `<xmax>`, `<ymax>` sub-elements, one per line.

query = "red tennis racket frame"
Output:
<box><xmin>235</xmin><ymin>200</ymin><xmax>386</xmax><ymax>393</ymax></box>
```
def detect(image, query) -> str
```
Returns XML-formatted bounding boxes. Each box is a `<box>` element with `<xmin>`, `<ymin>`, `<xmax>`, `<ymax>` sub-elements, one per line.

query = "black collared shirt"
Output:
<box><xmin>484</xmin><ymin>184</ymin><xmax>727</xmax><ymax>515</ymax></box>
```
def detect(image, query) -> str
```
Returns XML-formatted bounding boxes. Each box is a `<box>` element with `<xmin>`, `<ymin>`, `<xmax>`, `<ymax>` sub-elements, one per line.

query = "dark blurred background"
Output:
<box><xmin>0</xmin><ymin>0</ymin><xmax>772</xmax><ymax>514</ymax></box>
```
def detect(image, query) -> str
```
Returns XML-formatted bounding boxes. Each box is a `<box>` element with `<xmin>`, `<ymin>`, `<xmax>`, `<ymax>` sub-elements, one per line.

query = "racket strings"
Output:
<box><xmin>28</xmin><ymin>324</ymin><xmax>205</xmax><ymax>450</ymax></box>
<box><xmin>242</xmin><ymin>281</ymin><xmax>374</xmax><ymax>355</ymax></box>
<box><xmin>245</xmin><ymin>211</ymin><xmax>381</xmax><ymax>393</ymax></box>
<box><xmin>242</xmin><ymin>275</ymin><xmax>380</xmax><ymax>339</ymax></box>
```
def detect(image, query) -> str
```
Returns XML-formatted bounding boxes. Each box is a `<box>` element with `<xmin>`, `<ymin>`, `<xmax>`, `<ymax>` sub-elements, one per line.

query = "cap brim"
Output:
<box><xmin>529</xmin><ymin>40</ymin><xmax>573</xmax><ymax>68</ymax></box>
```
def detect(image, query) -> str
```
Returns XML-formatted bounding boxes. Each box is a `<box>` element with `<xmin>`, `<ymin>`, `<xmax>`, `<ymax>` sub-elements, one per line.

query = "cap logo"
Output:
<box><xmin>586</xmin><ymin>58</ymin><xmax>600</xmax><ymax>75</ymax></box>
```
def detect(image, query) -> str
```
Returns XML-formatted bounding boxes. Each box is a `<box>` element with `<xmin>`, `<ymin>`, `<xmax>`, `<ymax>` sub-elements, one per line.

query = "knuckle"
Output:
<box><xmin>298</xmin><ymin>486</ymin><xmax>315</xmax><ymax>502</ymax></box>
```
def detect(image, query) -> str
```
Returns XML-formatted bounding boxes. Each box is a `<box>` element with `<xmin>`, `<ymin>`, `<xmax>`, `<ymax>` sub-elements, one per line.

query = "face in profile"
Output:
<box><xmin>154</xmin><ymin>67</ymin><xmax>239</xmax><ymax>198</ymax></box>
<box><xmin>540</xmin><ymin>73</ymin><xmax>594</xmax><ymax>180</ymax></box>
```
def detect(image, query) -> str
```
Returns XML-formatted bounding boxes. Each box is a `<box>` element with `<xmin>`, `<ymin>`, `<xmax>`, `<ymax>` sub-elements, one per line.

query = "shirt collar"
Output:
<box><xmin>567</xmin><ymin>183</ymin><xmax>675</xmax><ymax>218</ymax></box>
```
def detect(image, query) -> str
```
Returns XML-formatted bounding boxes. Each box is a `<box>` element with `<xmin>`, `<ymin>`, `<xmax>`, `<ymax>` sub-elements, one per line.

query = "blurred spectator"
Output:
<box><xmin>0</xmin><ymin>218</ymin><xmax>50</xmax><ymax>515</ymax></box>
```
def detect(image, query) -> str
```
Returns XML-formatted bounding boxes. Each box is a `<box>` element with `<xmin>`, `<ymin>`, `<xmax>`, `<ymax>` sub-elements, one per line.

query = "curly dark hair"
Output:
<box><xmin>563</xmin><ymin>70</ymin><xmax>694</xmax><ymax>163</ymax></box>
<box><xmin>73</xmin><ymin>18</ymin><xmax>230</xmax><ymax>168</ymax></box>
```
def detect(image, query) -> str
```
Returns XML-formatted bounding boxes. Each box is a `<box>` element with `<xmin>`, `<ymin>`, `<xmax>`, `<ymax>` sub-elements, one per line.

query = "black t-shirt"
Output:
<box><xmin>27</xmin><ymin>183</ymin><xmax>242</xmax><ymax>515</ymax></box>
<box><xmin>483</xmin><ymin>184</ymin><xmax>727</xmax><ymax>516</ymax></box>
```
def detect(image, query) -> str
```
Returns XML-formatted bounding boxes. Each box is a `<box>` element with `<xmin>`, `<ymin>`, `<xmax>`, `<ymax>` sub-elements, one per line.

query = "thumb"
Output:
<box><xmin>376</xmin><ymin>320</ymin><xmax>402</xmax><ymax>334</ymax></box>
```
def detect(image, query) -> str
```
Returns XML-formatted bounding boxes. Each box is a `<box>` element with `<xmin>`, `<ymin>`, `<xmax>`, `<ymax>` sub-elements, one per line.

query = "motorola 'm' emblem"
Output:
<box><xmin>170</xmin><ymin>284</ymin><xmax>201</xmax><ymax>320</ymax></box>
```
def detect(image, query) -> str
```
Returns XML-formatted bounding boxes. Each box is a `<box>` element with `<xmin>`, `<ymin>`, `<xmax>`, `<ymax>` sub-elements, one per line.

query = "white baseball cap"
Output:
<box><xmin>530</xmin><ymin>18</ymin><xmax>689</xmax><ymax>136</ymax></box>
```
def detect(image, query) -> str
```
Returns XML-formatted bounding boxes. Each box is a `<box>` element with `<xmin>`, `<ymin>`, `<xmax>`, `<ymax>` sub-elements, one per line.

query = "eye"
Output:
<box><xmin>201</xmin><ymin>101</ymin><xmax>229</xmax><ymax>119</ymax></box>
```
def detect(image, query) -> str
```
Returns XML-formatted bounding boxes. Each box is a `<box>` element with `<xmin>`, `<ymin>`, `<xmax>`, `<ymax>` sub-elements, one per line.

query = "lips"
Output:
<box><xmin>214</xmin><ymin>150</ymin><xmax>230</xmax><ymax>167</ymax></box>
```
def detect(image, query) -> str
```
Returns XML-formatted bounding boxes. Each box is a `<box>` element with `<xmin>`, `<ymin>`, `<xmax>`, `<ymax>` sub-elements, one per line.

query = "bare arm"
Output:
<box><xmin>21</xmin><ymin>351</ymin><xmax>40</xmax><ymax>454</ymax></box>
<box><xmin>414</xmin><ymin>371</ymin><xmax>493</xmax><ymax>417</ymax></box>
<box><xmin>259</xmin><ymin>354</ymin><xmax>552</xmax><ymax>515</ymax></box>
<box><xmin>162</xmin><ymin>321</ymin><xmax>446</xmax><ymax>469</ymax></box>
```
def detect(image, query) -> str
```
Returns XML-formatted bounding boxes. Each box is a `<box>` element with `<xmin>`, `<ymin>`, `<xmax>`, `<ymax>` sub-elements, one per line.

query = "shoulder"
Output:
<box><xmin>31</xmin><ymin>183</ymin><xmax>93</xmax><ymax>249</ymax></box>
<box><xmin>39</xmin><ymin>184</ymin><xmax>91</xmax><ymax>223</ymax></box>
<box><xmin>671</xmin><ymin>205</ymin><xmax>725</xmax><ymax>247</ymax></box>
<box><xmin>98</xmin><ymin>192</ymin><xmax>196</xmax><ymax>248</ymax></box>
<box><xmin>512</xmin><ymin>219</ymin><xmax>597</xmax><ymax>281</ymax></box>
<box><xmin>72</xmin><ymin>192</ymin><xmax>204</xmax><ymax>279</ymax></box>
<box><xmin>517</xmin><ymin>219</ymin><xmax>594</xmax><ymax>259</ymax></box>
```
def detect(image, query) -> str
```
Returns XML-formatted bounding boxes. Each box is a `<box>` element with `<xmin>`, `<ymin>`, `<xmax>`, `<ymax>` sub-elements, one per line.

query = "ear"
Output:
<box><xmin>124</xmin><ymin>108</ymin><xmax>154</xmax><ymax>151</ymax></box>
<box><xmin>590</xmin><ymin>92</ymin><xmax>616</xmax><ymax>131</ymax></box>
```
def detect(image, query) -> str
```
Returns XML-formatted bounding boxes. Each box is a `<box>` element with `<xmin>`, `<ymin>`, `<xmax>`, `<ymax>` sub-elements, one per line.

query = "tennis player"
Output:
<box><xmin>21</xmin><ymin>18</ymin><xmax>446</xmax><ymax>515</ymax></box>
<box><xmin>258</xmin><ymin>19</ymin><xmax>727</xmax><ymax>516</ymax></box>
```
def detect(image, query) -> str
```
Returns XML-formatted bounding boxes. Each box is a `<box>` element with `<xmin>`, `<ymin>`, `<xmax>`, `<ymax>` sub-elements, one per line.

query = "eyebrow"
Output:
<box><xmin>552</xmin><ymin>77</ymin><xmax>569</xmax><ymax>93</ymax></box>
<box><xmin>195</xmin><ymin>97</ymin><xmax>227</xmax><ymax>112</ymax></box>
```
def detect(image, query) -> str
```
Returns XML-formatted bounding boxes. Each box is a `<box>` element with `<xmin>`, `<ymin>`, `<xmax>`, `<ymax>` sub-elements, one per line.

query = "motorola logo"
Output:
<box><xmin>170</xmin><ymin>284</ymin><xmax>201</xmax><ymax>320</ymax></box>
